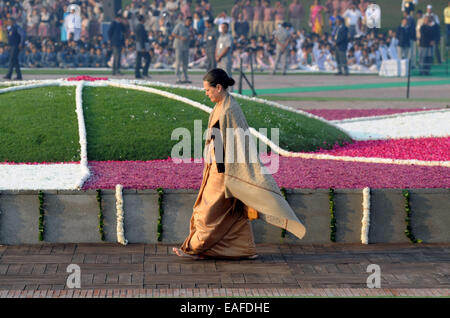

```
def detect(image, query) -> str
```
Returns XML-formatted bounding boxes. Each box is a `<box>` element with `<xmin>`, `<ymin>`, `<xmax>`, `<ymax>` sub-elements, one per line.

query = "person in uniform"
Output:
<box><xmin>215</xmin><ymin>22</ymin><xmax>233</xmax><ymax>79</ymax></box>
<box><xmin>64</xmin><ymin>6</ymin><xmax>82</xmax><ymax>42</ymax></box>
<box><xmin>272</xmin><ymin>22</ymin><xmax>291</xmax><ymax>75</ymax></box>
<box><xmin>3</xmin><ymin>18</ymin><xmax>22</xmax><ymax>81</ymax></box>
<box><xmin>204</xmin><ymin>18</ymin><xmax>218</xmax><ymax>71</ymax></box>
<box><xmin>172</xmin><ymin>68</ymin><xmax>306</xmax><ymax>260</ymax></box>
<box><xmin>172</xmin><ymin>16</ymin><xmax>193</xmax><ymax>84</ymax></box>
<box><xmin>135</xmin><ymin>14</ymin><xmax>151</xmax><ymax>79</ymax></box>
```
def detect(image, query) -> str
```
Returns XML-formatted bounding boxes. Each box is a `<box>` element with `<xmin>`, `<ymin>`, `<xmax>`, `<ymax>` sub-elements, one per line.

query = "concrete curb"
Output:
<box><xmin>0</xmin><ymin>189</ymin><xmax>449</xmax><ymax>244</ymax></box>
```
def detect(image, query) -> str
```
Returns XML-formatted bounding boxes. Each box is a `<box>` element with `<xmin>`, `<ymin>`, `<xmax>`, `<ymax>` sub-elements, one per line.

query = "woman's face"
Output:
<box><xmin>203</xmin><ymin>81</ymin><xmax>223</xmax><ymax>103</ymax></box>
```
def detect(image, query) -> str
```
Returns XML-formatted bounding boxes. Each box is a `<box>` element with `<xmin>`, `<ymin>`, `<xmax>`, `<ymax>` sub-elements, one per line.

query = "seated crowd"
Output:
<box><xmin>0</xmin><ymin>0</ymin><xmax>437</xmax><ymax>73</ymax></box>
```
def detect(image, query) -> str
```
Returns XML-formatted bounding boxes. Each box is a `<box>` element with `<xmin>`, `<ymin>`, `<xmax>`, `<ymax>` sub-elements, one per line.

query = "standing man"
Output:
<box><xmin>419</xmin><ymin>16</ymin><xmax>434</xmax><ymax>75</ymax></box>
<box><xmin>272</xmin><ymin>22</ymin><xmax>291</xmax><ymax>75</ymax></box>
<box><xmin>172</xmin><ymin>16</ymin><xmax>193</xmax><ymax>84</ymax></box>
<box><xmin>3</xmin><ymin>17</ymin><xmax>22</xmax><ymax>81</ymax></box>
<box><xmin>288</xmin><ymin>0</ymin><xmax>304</xmax><ymax>32</ymax></box>
<box><xmin>404</xmin><ymin>10</ymin><xmax>417</xmax><ymax>68</ymax></box>
<box><xmin>263</xmin><ymin>0</ymin><xmax>275</xmax><ymax>39</ymax></box>
<box><xmin>425</xmin><ymin>4</ymin><xmax>441</xmax><ymax>64</ymax></box>
<box><xmin>253</xmin><ymin>0</ymin><xmax>264</xmax><ymax>37</ymax></box>
<box><xmin>445</xmin><ymin>1</ymin><xmax>450</xmax><ymax>47</ymax></box>
<box><xmin>216</xmin><ymin>22</ymin><xmax>233</xmax><ymax>79</ymax></box>
<box><xmin>135</xmin><ymin>15</ymin><xmax>151</xmax><ymax>79</ymax></box>
<box><xmin>397</xmin><ymin>17</ymin><xmax>411</xmax><ymax>60</ymax></box>
<box><xmin>365</xmin><ymin>1</ymin><xmax>381</xmax><ymax>37</ymax></box>
<box><xmin>334</xmin><ymin>16</ymin><xmax>349</xmax><ymax>76</ymax></box>
<box><xmin>243</xmin><ymin>0</ymin><xmax>254</xmax><ymax>37</ymax></box>
<box><xmin>108</xmin><ymin>13</ymin><xmax>126</xmax><ymax>75</ymax></box>
<box><xmin>343</xmin><ymin>3</ymin><xmax>362</xmax><ymax>40</ymax></box>
<box><xmin>65</xmin><ymin>6</ymin><xmax>82</xmax><ymax>42</ymax></box>
<box><xmin>205</xmin><ymin>18</ymin><xmax>218</xmax><ymax>71</ymax></box>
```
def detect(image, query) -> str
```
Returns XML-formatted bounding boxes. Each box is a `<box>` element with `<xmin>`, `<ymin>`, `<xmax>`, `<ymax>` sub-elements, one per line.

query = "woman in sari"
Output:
<box><xmin>309</xmin><ymin>0</ymin><xmax>326</xmax><ymax>35</ymax></box>
<box><xmin>173</xmin><ymin>68</ymin><xmax>306</xmax><ymax>260</ymax></box>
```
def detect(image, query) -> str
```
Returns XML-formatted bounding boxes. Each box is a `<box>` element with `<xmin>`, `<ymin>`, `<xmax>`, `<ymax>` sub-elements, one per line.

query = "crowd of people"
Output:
<box><xmin>0</xmin><ymin>0</ymin><xmax>449</xmax><ymax>79</ymax></box>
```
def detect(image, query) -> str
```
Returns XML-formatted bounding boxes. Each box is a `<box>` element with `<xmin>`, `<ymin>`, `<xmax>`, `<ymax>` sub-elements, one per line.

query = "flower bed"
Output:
<box><xmin>312</xmin><ymin>137</ymin><xmax>450</xmax><ymax>162</ymax></box>
<box><xmin>1</xmin><ymin>78</ymin><xmax>449</xmax><ymax>190</ymax></box>
<box><xmin>82</xmin><ymin>157</ymin><xmax>450</xmax><ymax>190</ymax></box>
<box><xmin>304</xmin><ymin>108</ymin><xmax>438</xmax><ymax>121</ymax></box>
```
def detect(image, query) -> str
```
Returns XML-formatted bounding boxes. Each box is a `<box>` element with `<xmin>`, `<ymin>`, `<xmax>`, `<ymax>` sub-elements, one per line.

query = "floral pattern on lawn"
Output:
<box><xmin>82</xmin><ymin>156</ymin><xmax>450</xmax><ymax>190</ymax></box>
<box><xmin>304</xmin><ymin>108</ymin><xmax>437</xmax><ymax>121</ymax></box>
<box><xmin>312</xmin><ymin>137</ymin><xmax>450</xmax><ymax>161</ymax></box>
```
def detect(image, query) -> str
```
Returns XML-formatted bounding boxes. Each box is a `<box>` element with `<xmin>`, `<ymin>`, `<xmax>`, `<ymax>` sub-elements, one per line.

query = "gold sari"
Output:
<box><xmin>180</xmin><ymin>100</ymin><xmax>257</xmax><ymax>259</ymax></box>
<box><xmin>180</xmin><ymin>93</ymin><xmax>306</xmax><ymax>258</ymax></box>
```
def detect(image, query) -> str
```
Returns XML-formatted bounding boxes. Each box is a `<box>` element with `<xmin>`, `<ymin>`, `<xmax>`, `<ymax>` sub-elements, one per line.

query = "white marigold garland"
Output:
<box><xmin>115</xmin><ymin>184</ymin><xmax>128</xmax><ymax>245</ymax></box>
<box><xmin>74</xmin><ymin>81</ymin><xmax>90</xmax><ymax>189</ymax></box>
<box><xmin>361</xmin><ymin>187</ymin><xmax>371</xmax><ymax>244</ymax></box>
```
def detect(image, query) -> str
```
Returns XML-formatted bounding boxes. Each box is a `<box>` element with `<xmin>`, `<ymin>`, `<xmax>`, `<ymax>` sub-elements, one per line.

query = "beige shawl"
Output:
<box><xmin>206</xmin><ymin>93</ymin><xmax>306</xmax><ymax>240</ymax></box>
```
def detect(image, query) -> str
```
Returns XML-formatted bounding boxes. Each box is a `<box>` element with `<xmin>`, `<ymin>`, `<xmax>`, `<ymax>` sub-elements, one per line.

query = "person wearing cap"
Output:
<box><xmin>334</xmin><ymin>15</ymin><xmax>349</xmax><ymax>76</ymax></box>
<box><xmin>445</xmin><ymin>1</ymin><xmax>450</xmax><ymax>47</ymax></box>
<box><xmin>272</xmin><ymin>22</ymin><xmax>291</xmax><ymax>75</ymax></box>
<box><xmin>172</xmin><ymin>16</ymin><xmax>193</xmax><ymax>84</ymax></box>
<box><xmin>365</xmin><ymin>1</ymin><xmax>380</xmax><ymax>37</ymax></box>
<box><xmin>108</xmin><ymin>13</ymin><xmax>126</xmax><ymax>75</ymax></box>
<box><xmin>64</xmin><ymin>6</ymin><xmax>82</xmax><ymax>42</ymax></box>
<box><xmin>3</xmin><ymin>17</ymin><xmax>22</xmax><ymax>80</ymax></box>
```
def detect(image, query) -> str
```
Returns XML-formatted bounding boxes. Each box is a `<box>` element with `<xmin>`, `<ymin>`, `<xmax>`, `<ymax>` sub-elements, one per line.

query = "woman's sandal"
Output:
<box><xmin>172</xmin><ymin>247</ymin><xmax>205</xmax><ymax>260</ymax></box>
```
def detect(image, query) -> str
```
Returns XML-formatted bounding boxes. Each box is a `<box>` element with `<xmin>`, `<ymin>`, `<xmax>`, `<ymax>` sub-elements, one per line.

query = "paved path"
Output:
<box><xmin>0</xmin><ymin>243</ymin><xmax>448</xmax><ymax>297</ymax></box>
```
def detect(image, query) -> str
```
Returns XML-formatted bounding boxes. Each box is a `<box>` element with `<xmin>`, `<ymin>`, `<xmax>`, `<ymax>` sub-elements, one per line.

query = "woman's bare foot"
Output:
<box><xmin>172</xmin><ymin>247</ymin><xmax>204</xmax><ymax>260</ymax></box>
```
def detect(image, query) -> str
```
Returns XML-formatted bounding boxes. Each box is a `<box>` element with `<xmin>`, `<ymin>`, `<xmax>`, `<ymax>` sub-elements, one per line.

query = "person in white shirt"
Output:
<box><xmin>64</xmin><ymin>6</ymin><xmax>82</xmax><ymax>41</ymax></box>
<box><xmin>365</xmin><ymin>1</ymin><xmax>380</xmax><ymax>36</ymax></box>
<box><xmin>343</xmin><ymin>3</ymin><xmax>362</xmax><ymax>40</ymax></box>
<box><xmin>214</xmin><ymin>11</ymin><xmax>232</xmax><ymax>27</ymax></box>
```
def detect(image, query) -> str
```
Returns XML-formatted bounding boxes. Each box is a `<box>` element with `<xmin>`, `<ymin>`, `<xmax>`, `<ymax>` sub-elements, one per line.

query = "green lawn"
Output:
<box><xmin>82</xmin><ymin>86</ymin><xmax>210</xmax><ymax>161</ymax></box>
<box><xmin>0</xmin><ymin>86</ymin><xmax>80</xmax><ymax>162</ymax></box>
<box><xmin>146</xmin><ymin>85</ymin><xmax>352</xmax><ymax>152</ymax></box>
<box><xmin>0</xmin><ymin>85</ymin><xmax>351</xmax><ymax>162</ymax></box>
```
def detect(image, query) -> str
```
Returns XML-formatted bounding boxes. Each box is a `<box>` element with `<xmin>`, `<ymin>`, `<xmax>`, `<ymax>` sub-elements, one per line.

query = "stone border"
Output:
<box><xmin>0</xmin><ymin>189</ymin><xmax>448</xmax><ymax>244</ymax></box>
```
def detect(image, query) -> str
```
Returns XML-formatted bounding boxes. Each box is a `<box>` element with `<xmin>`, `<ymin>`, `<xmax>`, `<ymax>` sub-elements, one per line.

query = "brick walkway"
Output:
<box><xmin>0</xmin><ymin>243</ymin><xmax>449</xmax><ymax>297</ymax></box>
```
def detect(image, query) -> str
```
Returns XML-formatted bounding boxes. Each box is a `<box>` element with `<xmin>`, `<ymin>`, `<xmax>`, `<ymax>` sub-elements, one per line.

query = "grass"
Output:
<box><xmin>146</xmin><ymin>85</ymin><xmax>352</xmax><ymax>152</ymax></box>
<box><xmin>82</xmin><ymin>86</ymin><xmax>210</xmax><ymax>161</ymax></box>
<box><xmin>0</xmin><ymin>86</ymin><xmax>80</xmax><ymax>163</ymax></box>
<box><xmin>0</xmin><ymin>85</ymin><xmax>351</xmax><ymax>162</ymax></box>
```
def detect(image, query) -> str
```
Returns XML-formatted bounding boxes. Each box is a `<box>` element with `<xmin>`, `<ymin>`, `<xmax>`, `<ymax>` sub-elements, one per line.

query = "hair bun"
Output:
<box><xmin>228</xmin><ymin>77</ymin><xmax>235</xmax><ymax>86</ymax></box>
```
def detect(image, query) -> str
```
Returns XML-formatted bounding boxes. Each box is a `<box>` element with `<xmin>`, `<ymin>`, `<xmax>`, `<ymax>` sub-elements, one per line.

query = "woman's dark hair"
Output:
<box><xmin>203</xmin><ymin>68</ymin><xmax>235</xmax><ymax>89</ymax></box>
